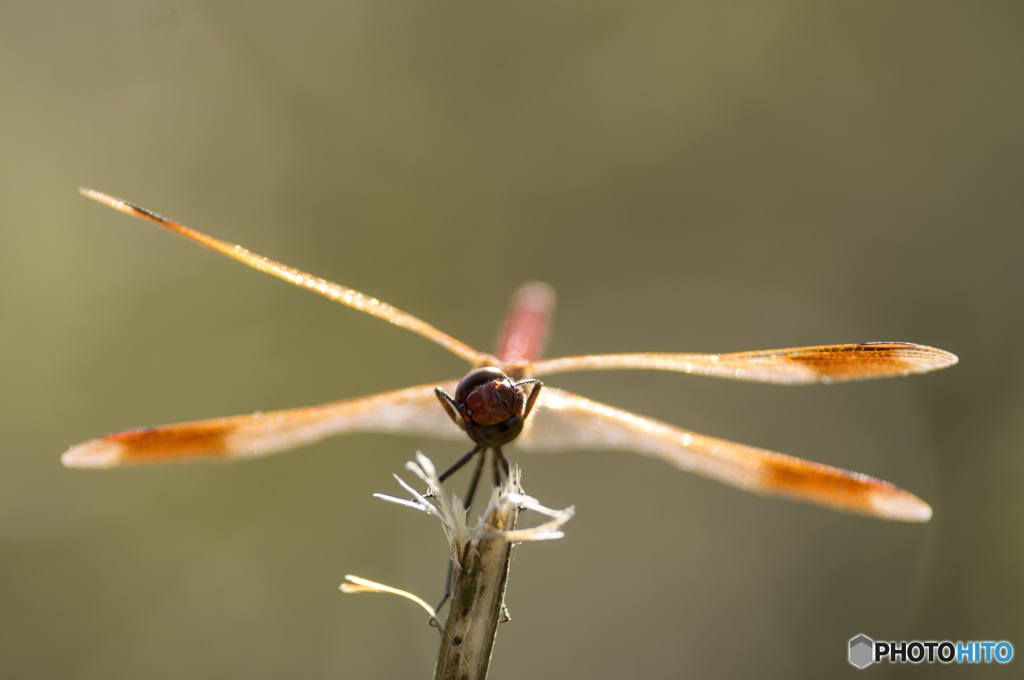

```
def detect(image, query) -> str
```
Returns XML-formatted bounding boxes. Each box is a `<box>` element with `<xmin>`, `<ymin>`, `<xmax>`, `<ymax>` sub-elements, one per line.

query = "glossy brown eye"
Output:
<box><xmin>455</xmin><ymin>366</ymin><xmax>508</xmax><ymax>404</ymax></box>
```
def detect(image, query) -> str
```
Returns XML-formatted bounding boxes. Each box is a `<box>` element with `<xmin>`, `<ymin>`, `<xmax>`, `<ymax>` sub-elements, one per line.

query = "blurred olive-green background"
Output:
<box><xmin>2</xmin><ymin>1</ymin><xmax>1021</xmax><ymax>678</ymax></box>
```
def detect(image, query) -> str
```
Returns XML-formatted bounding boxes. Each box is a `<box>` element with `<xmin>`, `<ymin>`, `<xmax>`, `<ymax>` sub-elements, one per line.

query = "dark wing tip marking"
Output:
<box><xmin>123</xmin><ymin>201</ymin><xmax>166</xmax><ymax>223</ymax></box>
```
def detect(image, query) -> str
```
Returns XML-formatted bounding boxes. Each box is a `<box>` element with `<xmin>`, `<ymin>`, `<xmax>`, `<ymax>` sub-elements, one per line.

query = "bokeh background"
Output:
<box><xmin>1</xmin><ymin>1</ymin><xmax>1021</xmax><ymax>678</ymax></box>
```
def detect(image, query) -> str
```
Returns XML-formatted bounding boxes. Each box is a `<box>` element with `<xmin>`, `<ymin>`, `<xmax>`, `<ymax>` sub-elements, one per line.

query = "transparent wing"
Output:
<box><xmin>80</xmin><ymin>188</ymin><xmax>483</xmax><ymax>364</ymax></box>
<box><xmin>62</xmin><ymin>381</ymin><xmax>461</xmax><ymax>468</ymax></box>
<box><xmin>528</xmin><ymin>343</ymin><xmax>957</xmax><ymax>384</ymax></box>
<box><xmin>516</xmin><ymin>387</ymin><xmax>931</xmax><ymax>521</ymax></box>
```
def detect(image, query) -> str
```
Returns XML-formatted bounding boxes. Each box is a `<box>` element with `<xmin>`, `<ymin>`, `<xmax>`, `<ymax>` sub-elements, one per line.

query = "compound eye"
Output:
<box><xmin>456</xmin><ymin>366</ymin><xmax>508</xmax><ymax>404</ymax></box>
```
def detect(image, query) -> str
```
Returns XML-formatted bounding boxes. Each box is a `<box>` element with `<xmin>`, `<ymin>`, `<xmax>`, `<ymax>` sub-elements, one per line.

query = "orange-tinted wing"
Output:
<box><xmin>528</xmin><ymin>343</ymin><xmax>957</xmax><ymax>384</ymax></box>
<box><xmin>79</xmin><ymin>188</ymin><xmax>483</xmax><ymax>364</ymax></box>
<box><xmin>516</xmin><ymin>387</ymin><xmax>931</xmax><ymax>521</ymax></box>
<box><xmin>62</xmin><ymin>382</ymin><xmax>461</xmax><ymax>468</ymax></box>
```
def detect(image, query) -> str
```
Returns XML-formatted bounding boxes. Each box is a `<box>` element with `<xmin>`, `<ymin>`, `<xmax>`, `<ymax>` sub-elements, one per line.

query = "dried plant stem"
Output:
<box><xmin>433</xmin><ymin>487</ymin><xmax>518</xmax><ymax>680</ymax></box>
<box><xmin>364</xmin><ymin>456</ymin><xmax>570</xmax><ymax>678</ymax></box>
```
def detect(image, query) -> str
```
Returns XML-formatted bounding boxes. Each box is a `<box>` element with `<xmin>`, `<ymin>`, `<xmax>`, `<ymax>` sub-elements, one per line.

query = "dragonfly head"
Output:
<box><xmin>456</xmin><ymin>367</ymin><xmax>528</xmax><ymax>447</ymax></box>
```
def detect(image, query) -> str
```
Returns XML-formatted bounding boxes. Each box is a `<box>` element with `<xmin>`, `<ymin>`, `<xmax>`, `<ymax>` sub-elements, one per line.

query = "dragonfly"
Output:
<box><xmin>64</xmin><ymin>188</ymin><xmax>957</xmax><ymax>522</ymax></box>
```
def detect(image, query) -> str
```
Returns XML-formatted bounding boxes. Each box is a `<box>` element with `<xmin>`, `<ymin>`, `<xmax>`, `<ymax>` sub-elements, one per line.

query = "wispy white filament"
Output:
<box><xmin>375</xmin><ymin>452</ymin><xmax>575</xmax><ymax>562</ymax></box>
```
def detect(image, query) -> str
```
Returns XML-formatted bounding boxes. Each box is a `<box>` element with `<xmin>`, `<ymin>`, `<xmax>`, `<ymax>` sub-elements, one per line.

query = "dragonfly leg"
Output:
<box><xmin>492</xmin><ymin>447</ymin><xmax>510</xmax><ymax>487</ymax></box>
<box><xmin>519</xmin><ymin>380</ymin><xmax>543</xmax><ymax>419</ymax></box>
<box><xmin>434</xmin><ymin>387</ymin><xmax>464</xmax><ymax>427</ymax></box>
<box><xmin>435</xmin><ymin>558</ymin><xmax>456</xmax><ymax>616</ymax></box>
<box><xmin>437</xmin><ymin>445</ymin><xmax>482</xmax><ymax>485</ymax></box>
<box><xmin>462</xmin><ymin>444</ymin><xmax>487</xmax><ymax>511</ymax></box>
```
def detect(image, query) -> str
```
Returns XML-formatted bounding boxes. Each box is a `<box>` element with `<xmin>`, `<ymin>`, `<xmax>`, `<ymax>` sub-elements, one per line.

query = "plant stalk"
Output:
<box><xmin>433</xmin><ymin>485</ymin><xmax>518</xmax><ymax>680</ymax></box>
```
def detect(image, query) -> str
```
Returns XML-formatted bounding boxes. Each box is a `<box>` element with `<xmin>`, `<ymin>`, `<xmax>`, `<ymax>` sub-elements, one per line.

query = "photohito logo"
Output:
<box><xmin>849</xmin><ymin>634</ymin><xmax>1013</xmax><ymax>668</ymax></box>
<box><xmin>849</xmin><ymin>635</ymin><xmax>874</xmax><ymax>669</ymax></box>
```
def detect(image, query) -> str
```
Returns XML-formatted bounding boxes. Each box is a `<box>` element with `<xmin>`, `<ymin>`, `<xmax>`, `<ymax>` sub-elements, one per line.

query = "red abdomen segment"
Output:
<box><xmin>494</xmin><ymin>282</ymin><xmax>556</xmax><ymax>364</ymax></box>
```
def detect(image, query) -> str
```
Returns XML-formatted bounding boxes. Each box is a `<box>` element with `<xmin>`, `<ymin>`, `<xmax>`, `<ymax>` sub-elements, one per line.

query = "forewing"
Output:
<box><xmin>62</xmin><ymin>381</ymin><xmax>461</xmax><ymax>468</ymax></box>
<box><xmin>515</xmin><ymin>387</ymin><xmax>931</xmax><ymax>521</ymax></box>
<box><xmin>80</xmin><ymin>189</ymin><xmax>483</xmax><ymax>364</ymax></box>
<box><xmin>528</xmin><ymin>343</ymin><xmax>957</xmax><ymax>384</ymax></box>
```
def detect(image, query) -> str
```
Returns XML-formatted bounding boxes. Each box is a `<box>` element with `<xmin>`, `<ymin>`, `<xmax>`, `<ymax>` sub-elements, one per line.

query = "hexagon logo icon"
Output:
<box><xmin>849</xmin><ymin>634</ymin><xmax>874</xmax><ymax>668</ymax></box>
